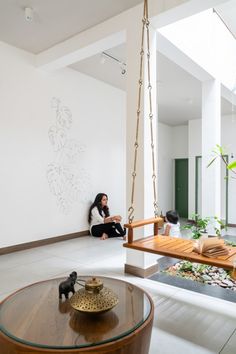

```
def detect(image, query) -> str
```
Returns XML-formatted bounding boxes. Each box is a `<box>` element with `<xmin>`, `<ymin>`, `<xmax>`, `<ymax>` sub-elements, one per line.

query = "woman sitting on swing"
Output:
<box><xmin>88</xmin><ymin>193</ymin><xmax>126</xmax><ymax>240</ymax></box>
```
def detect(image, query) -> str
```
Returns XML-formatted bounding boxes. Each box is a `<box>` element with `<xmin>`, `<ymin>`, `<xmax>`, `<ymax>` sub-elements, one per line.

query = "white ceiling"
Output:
<box><xmin>0</xmin><ymin>0</ymin><xmax>143</xmax><ymax>54</ymax></box>
<box><xmin>71</xmin><ymin>44</ymin><xmax>235</xmax><ymax>126</ymax></box>
<box><xmin>0</xmin><ymin>0</ymin><xmax>235</xmax><ymax>125</ymax></box>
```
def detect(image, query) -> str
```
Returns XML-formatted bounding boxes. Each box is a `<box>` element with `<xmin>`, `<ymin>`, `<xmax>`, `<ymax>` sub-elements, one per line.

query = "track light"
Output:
<box><xmin>120</xmin><ymin>63</ymin><xmax>126</xmax><ymax>75</ymax></box>
<box><xmin>101</xmin><ymin>52</ymin><xmax>127</xmax><ymax>75</ymax></box>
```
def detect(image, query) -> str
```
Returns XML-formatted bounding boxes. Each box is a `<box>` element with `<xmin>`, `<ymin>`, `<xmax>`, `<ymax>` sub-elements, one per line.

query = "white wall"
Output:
<box><xmin>158</xmin><ymin>123</ymin><xmax>173</xmax><ymax>215</ymax></box>
<box><xmin>157</xmin><ymin>123</ymin><xmax>188</xmax><ymax>216</ymax></box>
<box><xmin>172</xmin><ymin>125</ymin><xmax>188</xmax><ymax>158</ymax></box>
<box><xmin>172</xmin><ymin>125</ymin><xmax>188</xmax><ymax>214</ymax></box>
<box><xmin>0</xmin><ymin>41</ymin><xmax>126</xmax><ymax>248</ymax></box>
<box><xmin>188</xmin><ymin>119</ymin><xmax>201</xmax><ymax>217</ymax></box>
<box><xmin>188</xmin><ymin>115</ymin><xmax>236</xmax><ymax>223</ymax></box>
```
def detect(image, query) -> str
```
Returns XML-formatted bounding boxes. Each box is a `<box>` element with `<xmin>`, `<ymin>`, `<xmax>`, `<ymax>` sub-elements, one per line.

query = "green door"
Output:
<box><xmin>175</xmin><ymin>159</ymin><xmax>188</xmax><ymax>218</ymax></box>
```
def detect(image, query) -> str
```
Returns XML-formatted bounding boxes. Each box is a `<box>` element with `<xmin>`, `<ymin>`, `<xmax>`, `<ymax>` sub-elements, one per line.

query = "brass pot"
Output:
<box><xmin>70</xmin><ymin>277</ymin><xmax>119</xmax><ymax>314</ymax></box>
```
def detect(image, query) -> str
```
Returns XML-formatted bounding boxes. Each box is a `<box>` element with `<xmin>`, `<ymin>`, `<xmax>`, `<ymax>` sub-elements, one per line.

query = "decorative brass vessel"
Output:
<box><xmin>70</xmin><ymin>277</ymin><xmax>119</xmax><ymax>314</ymax></box>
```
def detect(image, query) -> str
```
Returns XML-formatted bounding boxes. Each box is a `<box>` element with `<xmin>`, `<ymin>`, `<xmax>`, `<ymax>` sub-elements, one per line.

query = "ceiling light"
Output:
<box><xmin>25</xmin><ymin>7</ymin><xmax>34</xmax><ymax>22</ymax></box>
<box><xmin>101</xmin><ymin>52</ymin><xmax>127</xmax><ymax>75</ymax></box>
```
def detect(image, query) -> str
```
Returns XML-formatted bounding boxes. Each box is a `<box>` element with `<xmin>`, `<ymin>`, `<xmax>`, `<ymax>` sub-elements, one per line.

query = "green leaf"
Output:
<box><xmin>216</xmin><ymin>144</ymin><xmax>223</xmax><ymax>153</ymax></box>
<box><xmin>207</xmin><ymin>157</ymin><xmax>217</xmax><ymax>168</ymax></box>
<box><xmin>227</xmin><ymin>161</ymin><xmax>236</xmax><ymax>170</ymax></box>
<box><xmin>216</xmin><ymin>144</ymin><xmax>227</xmax><ymax>155</ymax></box>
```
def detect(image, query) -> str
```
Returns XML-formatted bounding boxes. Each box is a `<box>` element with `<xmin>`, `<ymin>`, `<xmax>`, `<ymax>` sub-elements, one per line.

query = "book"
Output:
<box><xmin>193</xmin><ymin>237</ymin><xmax>229</xmax><ymax>258</ymax></box>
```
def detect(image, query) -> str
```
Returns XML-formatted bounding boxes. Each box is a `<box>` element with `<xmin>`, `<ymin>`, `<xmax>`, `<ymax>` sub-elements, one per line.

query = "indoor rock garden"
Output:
<box><xmin>162</xmin><ymin>213</ymin><xmax>236</xmax><ymax>292</ymax></box>
<box><xmin>163</xmin><ymin>260</ymin><xmax>236</xmax><ymax>291</ymax></box>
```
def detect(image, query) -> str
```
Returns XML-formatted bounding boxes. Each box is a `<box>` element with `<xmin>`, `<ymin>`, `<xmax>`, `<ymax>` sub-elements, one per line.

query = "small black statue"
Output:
<box><xmin>59</xmin><ymin>271</ymin><xmax>77</xmax><ymax>299</ymax></box>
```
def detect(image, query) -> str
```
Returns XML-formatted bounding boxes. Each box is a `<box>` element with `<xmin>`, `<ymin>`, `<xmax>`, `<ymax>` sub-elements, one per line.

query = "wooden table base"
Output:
<box><xmin>0</xmin><ymin>277</ymin><xmax>154</xmax><ymax>354</ymax></box>
<box><xmin>0</xmin><ymin>314</ymin><xmax>153</xmax><ymax>354</ymax></box>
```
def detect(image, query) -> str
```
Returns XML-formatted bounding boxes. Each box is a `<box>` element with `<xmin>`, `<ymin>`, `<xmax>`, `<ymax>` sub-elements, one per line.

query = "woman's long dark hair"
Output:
<box><xmin>88</xmin><ymin>193</ymin><xmax>110</xmax><ymax>223</ymax></box>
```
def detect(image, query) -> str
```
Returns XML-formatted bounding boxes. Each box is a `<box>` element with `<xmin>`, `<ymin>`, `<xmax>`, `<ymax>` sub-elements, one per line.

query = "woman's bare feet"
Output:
<box><xmin>100</xmin><ymin>233</ymin><xmax>108</xmax><ymax>240</ymax></box>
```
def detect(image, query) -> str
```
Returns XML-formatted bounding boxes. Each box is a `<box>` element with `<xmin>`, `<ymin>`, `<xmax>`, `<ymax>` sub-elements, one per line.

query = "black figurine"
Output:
<box><xmin>59</xmin><ymin>271</ymin><xmax>77</xmax><ymax>299</ymax></box>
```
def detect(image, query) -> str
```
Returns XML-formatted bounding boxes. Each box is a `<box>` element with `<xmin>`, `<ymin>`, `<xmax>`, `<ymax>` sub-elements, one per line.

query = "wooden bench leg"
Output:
<box><xmin>128</xmin><ymin>229</ymin><xmax>133</xmax><ymax>243</ymax></box>
<box><xmin>154</xmin><ymin>223</ymin><xmax>158</xmax><ymax>236</ymax></box>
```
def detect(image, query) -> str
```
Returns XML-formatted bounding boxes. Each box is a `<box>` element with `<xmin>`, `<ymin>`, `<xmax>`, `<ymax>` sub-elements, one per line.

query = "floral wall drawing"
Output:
<box><xmin>47</xmin><ymin>97</ymin><xmax>90</xmax><ymax>214</ymax></box>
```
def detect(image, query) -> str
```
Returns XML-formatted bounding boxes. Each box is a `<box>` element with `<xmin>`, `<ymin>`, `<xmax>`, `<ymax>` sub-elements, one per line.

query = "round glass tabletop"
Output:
<box><xmin>0</xmin><ymin>276</ymin><xmax>152</xmax><ymax>350</ymax></box>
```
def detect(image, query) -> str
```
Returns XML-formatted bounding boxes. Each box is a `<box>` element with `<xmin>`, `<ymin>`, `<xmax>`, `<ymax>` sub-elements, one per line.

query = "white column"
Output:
<box><xmin>201</xmin><ymin>79</ymin><xmax>221</xmax><ymax>228</ymax></box>
<box><xmin>125</xmin><ymin>15</ymin><xmax>158</xmax><ymax>276</ymax></box>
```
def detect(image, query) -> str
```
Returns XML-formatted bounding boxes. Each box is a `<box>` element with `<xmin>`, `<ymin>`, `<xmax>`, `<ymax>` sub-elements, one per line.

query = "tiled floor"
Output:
<box><xmin>0</xmin><ymin>236</ymin><xmax>236</xmax><ymax>354</ymax></box>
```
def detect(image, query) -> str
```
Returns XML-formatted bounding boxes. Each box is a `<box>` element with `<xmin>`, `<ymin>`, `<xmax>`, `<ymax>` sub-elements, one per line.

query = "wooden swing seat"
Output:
<box><xmin>123</xmin><ymin>218</ymin><xmax>236</xmax><ymax>270</ymax></box>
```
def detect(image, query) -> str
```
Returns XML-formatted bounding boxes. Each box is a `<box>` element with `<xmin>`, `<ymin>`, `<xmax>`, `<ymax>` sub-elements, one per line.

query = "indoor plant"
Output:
<box><xmin>183</xmin><ymin>214</ymin><xmax>210</xmax><ymax>239</ymax></box>
<box><xmin>213</xmin><ymin>216</ymin><xmax>227</xmax><ymax>238</ymax></box>
<box><xmin>183</xmin><ymin>214</ymin><xmax>227</xmax><ymax>239</ymax></box>
<box><xmin>208</xmin><ymin>144</ymin><xmax>236</xmax><ymax>178</ymax></box>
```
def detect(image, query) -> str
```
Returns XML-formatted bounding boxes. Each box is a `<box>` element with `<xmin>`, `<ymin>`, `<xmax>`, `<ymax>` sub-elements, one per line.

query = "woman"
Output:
<box><xmin>88</xmin><ymin>193</ymin><xmax>126</xmax><ymax>240</ymax></box>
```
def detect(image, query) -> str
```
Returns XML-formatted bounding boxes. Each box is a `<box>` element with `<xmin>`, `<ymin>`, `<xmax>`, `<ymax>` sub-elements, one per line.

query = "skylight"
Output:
<box><xmin>158</xmin><ymin>8</ymin><xmax>236</xmax><ymax>92</ymax></box>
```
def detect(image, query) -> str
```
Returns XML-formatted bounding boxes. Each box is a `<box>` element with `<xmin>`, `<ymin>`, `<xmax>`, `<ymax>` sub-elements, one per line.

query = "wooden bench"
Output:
<box><xmin>123</xmin><ymin>218</ymin><xmax>236</xmax><ymax>271</ymax></box>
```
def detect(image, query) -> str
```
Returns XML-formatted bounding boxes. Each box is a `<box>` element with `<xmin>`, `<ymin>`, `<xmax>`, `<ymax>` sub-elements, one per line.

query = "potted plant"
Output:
<box><xmin>183</xmin><ymin>214</ymin><xmax>210</xmax><ymax>239</ymax></box>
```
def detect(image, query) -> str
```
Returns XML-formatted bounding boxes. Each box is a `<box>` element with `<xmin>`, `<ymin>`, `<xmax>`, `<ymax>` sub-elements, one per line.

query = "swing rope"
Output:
<box><xmin>128</xmin><ymin>0</ymin><xmax>158</xmax><ymax>224</ymax></box>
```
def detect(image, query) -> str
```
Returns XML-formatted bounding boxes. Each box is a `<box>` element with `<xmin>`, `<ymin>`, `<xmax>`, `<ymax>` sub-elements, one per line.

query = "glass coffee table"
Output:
<box><xmin>0</xmin><ymin>276</ymin><xmax>154</xmax><ymax>354</ymax></box>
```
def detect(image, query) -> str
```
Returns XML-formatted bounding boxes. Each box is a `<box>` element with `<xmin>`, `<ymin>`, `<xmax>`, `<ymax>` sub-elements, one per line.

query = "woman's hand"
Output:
<box><xmin>104</xmin><ymin>215</ymin><xmax>122</xmax><ymax>223</ymax></box>
<box><xmin>110</xmin><ymin>215</ymin><xmax>122</xmax><ymax>222</ymax></box>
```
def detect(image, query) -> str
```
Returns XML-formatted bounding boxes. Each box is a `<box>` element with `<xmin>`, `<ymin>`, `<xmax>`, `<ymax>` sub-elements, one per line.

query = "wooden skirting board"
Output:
<box><xmin>0</xmin><ymin>230</ymin><xmax>89</xmax><ymax>256</ymax></box>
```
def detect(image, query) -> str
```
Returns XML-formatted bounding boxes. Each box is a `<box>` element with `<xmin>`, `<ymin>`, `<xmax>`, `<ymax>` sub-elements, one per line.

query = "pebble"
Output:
<box><xmin>222</xmin><ymin>280</ymin><xmax>234</xmax><ymax>287</ymax></box>
<box><xmin>166</xmin><ymin>261</ymin><xmax>236</xmax><ymax>291</ymax></box>
<box><xmin>202</xmin><ymin>275</ymin><xmax>212</xmax><ymax>281</ymax></box>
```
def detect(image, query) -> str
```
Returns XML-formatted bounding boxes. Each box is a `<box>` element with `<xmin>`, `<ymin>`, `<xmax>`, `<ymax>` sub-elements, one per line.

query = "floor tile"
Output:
<box><xmin>0</xmin><ymin>248</ymin><xmax>47</xmax><ymax>270</ymax></box>
<box><xmin>220</xmin><ymin>329</ymin><xmax>236</xmax><ymax>354</ymax></box>
<box><xmin>1</xmin><ymin>235</ymin><xmax>236</xmax><ymax>354</ymax></box>
<box><xmin>171</xmin><ymin>288</ymin><xmax>236</xmax><ymax>318</ymax></box>
<box><xmin>149</xmin><ymin>327</ymin><xmax>216</xmax><ymax>354</ymax></box>
<box><xmin>153</xmin><ymin>297</ymin><xmax>236</xmax><ymax>353</ymax></box>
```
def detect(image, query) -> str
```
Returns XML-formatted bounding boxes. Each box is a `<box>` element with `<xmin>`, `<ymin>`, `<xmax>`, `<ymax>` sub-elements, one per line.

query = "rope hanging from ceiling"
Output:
<box><xmin>128</xmin><ymin>0</ymin><xmax>158</xmax><ymax>224</ymax></box>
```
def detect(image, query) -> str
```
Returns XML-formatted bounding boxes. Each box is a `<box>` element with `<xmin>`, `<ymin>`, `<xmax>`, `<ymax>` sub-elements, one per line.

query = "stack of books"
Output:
<box><xmin>193</xmin><ymin>237</ymin><xmax>229</xmax><ymax>258</ymax></box>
